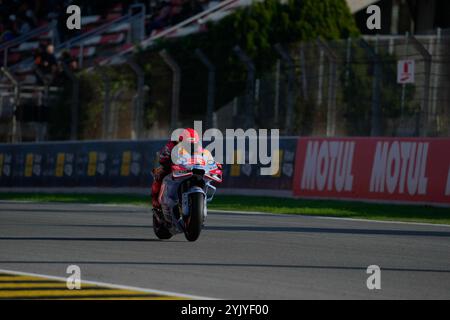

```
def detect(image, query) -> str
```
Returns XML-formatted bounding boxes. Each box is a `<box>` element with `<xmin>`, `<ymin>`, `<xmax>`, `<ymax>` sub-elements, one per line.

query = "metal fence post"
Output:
<box><xmin>61</xmin><ymin>63</ymin><xmax>79</xmax><ymax>140</ymax></box>
<box><xmin>299</xmin><ymin>43</ymin><xmax>308</xmax><ymax>100</ymax></box>
<box><xmin>34</xmin><ymin>68</ymin><xmax>51</xmax><ymax>142</ymax></box>
<box><xmin>110</xmin><ymin>89</ymin><xmax>124</xmax><ymax>139</ymax></box>
<box><xmin>96</xmin><ymin>67</ymin><xmax>112</xmax><ymax>139</ymax></box>
<box><xmin>400</xmin><ymin>32</ymin><xmax>409</xmax><ymax>117</ymax></box>
<box><xmin>1</xmin><ymin>67</ymin><xmax>21</xmax><ymax>142</ymax></box>
<box><xmin>127</xmin><ymin>58</ymin><xmax>145</xmax><ymax>140</ymax></box>
<box><xmin>274</xmin><ymin>59</ymin><xmax>281</xmax><ymax>126</ymax></box>
<box><xmin>233</xmin><ymin>45</ymin><xmax>255</xmax><ymax>129</ymax></box>
<box><xmin>317</xmin><ymin>46</ymin><xmax>324</xmax><ymax>107</ymax></box>
<box><xmin>275</xmin><ymin>43</ymin><xmax>295</xmax><ymax>135</ymax></box>
<box><xmin>409</xmin><ymin>35</ymin><xmax>432</xmax><ymax>137</ymax></box>
<box><xmin>317</xmin><ymin>38</ymin><xmax>338</xmax><ymax>137</ymax></box>
<box><xmin>36</xmin><ymin>72</ymin><xmax>50</xmax><ymax>142</ymax></box>
<box><xmin>195</xmin><ymin>49</ymin><xmax>215</xmax><ymax>129</ymax></box>
<box><xmin>160</xmin><ymin>49</ymin><xmax>181</xmax><ymax>131</ymax></box>
<box><xmin>78</xmin><ymin>43</ymin><xmax>84</xmax><ymax>69</ymax></box>
<box><xmin>345</xmin><ymin>37</ymin><xmax>352</xmax><ymax>86</ymax></box>
<box><xmin>359</xmin><ymin>39</ymin><xmax>382</xmax><ymax>137</ymax></box>
<box><xmin>431</xmin><ymin>28</ymin><xmax>441</xmax><ymax>134</ymax></box>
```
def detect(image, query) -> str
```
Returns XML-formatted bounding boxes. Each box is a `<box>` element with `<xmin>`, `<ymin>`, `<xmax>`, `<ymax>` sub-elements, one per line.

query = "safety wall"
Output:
<box><xmin>1</xmin><ymin>137</ymin><xmax>450</xmax><ymax>206</ymax></box>
<box><xmin>0</xmin><ymin>138</ymin><xmax>296</xmax><ymax>190</ymax></box>
<box><xmin>0</xmin><ymin>141</ymin><xmax>163</xmax><ymax>188</ymax></box>
<box><xmin>293</xmin><ymin>137</ymin><xmax>450</xmax><ymax>206</ymax></box>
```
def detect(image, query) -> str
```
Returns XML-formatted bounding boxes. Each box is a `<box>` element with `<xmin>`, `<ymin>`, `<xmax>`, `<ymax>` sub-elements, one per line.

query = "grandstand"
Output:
<box><xmin>0</xmin><ymin>0</ymin><xmax>235</xmax><ymax>141</ymax></box>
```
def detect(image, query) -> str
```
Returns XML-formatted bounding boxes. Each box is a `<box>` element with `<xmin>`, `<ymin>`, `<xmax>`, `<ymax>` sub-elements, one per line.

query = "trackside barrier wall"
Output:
<box><xmin>0</xmin><ymin>139</ymin><xmax>296</xmax><ymax>190</ymax></box>
<box><xmin>2</xmin><ymin>137</ymin><xmax>450</xmax><ymax>206</ymax></box>
<box><xmin>293</xmin><ymin>137</ymin><xmax>450</xmax><ymax>206</ymax></box>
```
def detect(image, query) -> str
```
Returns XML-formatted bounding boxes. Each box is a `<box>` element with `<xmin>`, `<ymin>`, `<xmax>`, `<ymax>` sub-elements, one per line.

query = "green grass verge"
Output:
<box><xmin>0</xmin><ymin>193</ymin><xmax>449</xmax><ymax>225</ymax></box>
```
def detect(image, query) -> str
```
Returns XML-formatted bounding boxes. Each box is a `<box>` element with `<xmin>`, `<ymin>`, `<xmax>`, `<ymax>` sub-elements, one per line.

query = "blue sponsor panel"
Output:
<box><xmin>0</xmin><ymin>144</ymin><xmax>15</xmax><ymax>187</ymax></box>
<box><xmin>0</xmin><ymin>138</ymin><xmax>296</xmax><ymax>190</ymax></box>
<box><xmin>220</xmin><ymin>138</ymin><xmax>297</xmax><ymax>190</ymax></box>
<box><xmin>0</xmin><ymin>140</ymin><xmax>167</xmax><ymax>188</ymax></box>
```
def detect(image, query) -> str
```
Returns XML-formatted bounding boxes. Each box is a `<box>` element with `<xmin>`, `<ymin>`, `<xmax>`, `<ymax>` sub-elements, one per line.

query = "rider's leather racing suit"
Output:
<box><xmin>151</xmin><ymin>140</ymin><xmax>178</xmax><ymax>209</ymax></box>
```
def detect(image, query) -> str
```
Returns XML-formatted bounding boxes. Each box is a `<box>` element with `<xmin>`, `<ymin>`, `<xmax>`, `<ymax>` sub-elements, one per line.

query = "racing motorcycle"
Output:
<box><xmin>152</xmin><ymin>149</ymin><xmax>222</xmax><ymax>241</ymax></box>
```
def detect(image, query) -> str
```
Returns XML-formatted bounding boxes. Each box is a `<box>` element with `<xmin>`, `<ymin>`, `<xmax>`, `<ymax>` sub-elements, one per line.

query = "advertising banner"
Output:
<box><xmin>293</xmin><ymin>137</ymin><xmax>450</xmax><ymax>205</ymax></box>
<box><xmin>0</xmin><ymin>140</ymin><xmax>165</xmax><ymax>188</ymax></box>
<box><xmin>0</xmin><ymin>138</ymin><xmax>297</xmax><ymax>190</ymax></box>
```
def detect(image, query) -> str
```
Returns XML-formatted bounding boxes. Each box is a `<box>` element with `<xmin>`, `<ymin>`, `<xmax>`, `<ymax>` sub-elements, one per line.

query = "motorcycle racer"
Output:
<box><xmin>152</xmin><ymin>128</ymin><xmax>221</xmax><ymax>210</ymax></box>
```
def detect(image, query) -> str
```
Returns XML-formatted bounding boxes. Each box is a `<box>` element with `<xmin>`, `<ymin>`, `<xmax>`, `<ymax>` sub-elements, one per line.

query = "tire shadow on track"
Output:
<box><xmin>204</xmin><ymin>225</ymin><xmax>450</xmax><ymax>238</ymax></box>
<box><xmin>1</xmin><ymin>261</ymin><xmax>449</xmax><ymax>274</ymax></box>
<box><xmin>2</xmin><ymin>224</ymin><xmax>449</xmax><ymax>238</ymax></box>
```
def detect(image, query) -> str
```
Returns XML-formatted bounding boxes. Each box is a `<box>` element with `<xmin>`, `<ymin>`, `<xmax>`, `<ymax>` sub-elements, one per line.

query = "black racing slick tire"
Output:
<box><xmin>153</xmin><ymin>212</ymin><xmax>172</xmax><ymax>240</ymax></box>
<box><xmin>184</xmin><ymin>192</ymin><xmax>204</xmax><ymax>242</ymax></box>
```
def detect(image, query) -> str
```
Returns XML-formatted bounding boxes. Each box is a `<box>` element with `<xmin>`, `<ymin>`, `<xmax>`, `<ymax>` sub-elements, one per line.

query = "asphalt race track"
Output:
<box><xmin>0</xmin><ymin>201</ymin><xmax>449</xmax><ymax>299</ymax></box>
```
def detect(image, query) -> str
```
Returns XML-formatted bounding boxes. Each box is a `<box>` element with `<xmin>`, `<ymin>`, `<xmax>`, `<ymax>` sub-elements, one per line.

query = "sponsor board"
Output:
<box><xmin>293</xmin><ymin>137</ymin><xmax>450</xmax><ymax>205</ymax></box>
<box><xmin>0</xmin><ymin>141</ymin><xmax>163</xmax><ymax>188</ymax></box>
<box><xmin>220</xmin><ymin>137</ymin><xmax>297</xmax><ymax>190</ymax></box>
<box><xmin>0</xmin><ymin>138</ymin><xmax>296</xmax><ymax>190</ymax></box>
<box><xmin>2</xmin><ymin>137</ymin><xmax>449</xmax><ymax>203</ymax></box>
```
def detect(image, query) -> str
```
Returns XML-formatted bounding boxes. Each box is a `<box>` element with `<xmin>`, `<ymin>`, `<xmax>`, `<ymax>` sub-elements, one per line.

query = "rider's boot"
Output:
<box><xmin>151</xmin><ymin>177</ymin><xmax>165</xmax><ymax>224</ymax></box>
<box><xmin>151</xmin><ymin>173</ymin><xmax>162</xmax><ymax>206</ymax></box>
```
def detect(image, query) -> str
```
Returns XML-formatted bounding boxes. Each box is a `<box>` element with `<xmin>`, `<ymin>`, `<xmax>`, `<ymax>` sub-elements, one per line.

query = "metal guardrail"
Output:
<box><xmin>100</xmin><ymin>0</ymin><xmax>241</xmax><ymax>66</ymax></box>
<box><xmin>8</xmin><ymin>8</ymin><xmax>145</xmax><ymax>73</ymax></box>
<box><xmin>0</xmin><ymin>22</ymin><xmax>57</xmax><ymax>52</ymax></box>
<box><xmin>0</xmin><ymin>21</ymin><xmax>58</xmax><ymax>67</ymax></box>
<box><xmin>0</xmin><ymin>66</ymin><xmax>62</xmax><ymax>142</ymax></box>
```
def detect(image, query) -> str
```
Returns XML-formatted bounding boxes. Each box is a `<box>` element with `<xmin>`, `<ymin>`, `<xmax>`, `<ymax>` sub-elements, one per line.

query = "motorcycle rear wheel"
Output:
<box><xmin>184</xmin><ymin>192</ymin><xmax>204</xmax><ymax>242</ymax></box>
<box><xmin>153</xmin><ymin>212</ymin><xmax>172</xmax><ymax>240</ymax></box>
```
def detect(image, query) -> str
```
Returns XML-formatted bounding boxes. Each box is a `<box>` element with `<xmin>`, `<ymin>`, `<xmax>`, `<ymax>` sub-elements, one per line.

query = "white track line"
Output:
<box><xmin>208</xmin><ymin>210</ymin><xmax>450</xmax><ymax>228</ymax></box>
<box><xmin>0</xmin><ymin>268</ymin><xmax>215</xmax><ymax>300</ymax></box>
<box><xmin>1</xmin><ymin>200</ymin><xmax>449</xmax><ymax>228</ymax></box>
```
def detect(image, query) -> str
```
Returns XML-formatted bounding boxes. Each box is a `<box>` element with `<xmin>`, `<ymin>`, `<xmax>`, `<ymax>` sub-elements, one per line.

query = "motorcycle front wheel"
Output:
<box><xmin>184</xmin><ymin>192</ymin><xmax>204</xmax><ymax>242</ymax></box>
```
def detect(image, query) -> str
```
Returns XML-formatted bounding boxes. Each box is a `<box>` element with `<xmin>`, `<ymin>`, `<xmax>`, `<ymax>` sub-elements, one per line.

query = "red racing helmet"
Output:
<box><xmin>178</xmin><ymin>128</ymin><xmax>200</xmax><ymax>144</ymax></box>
